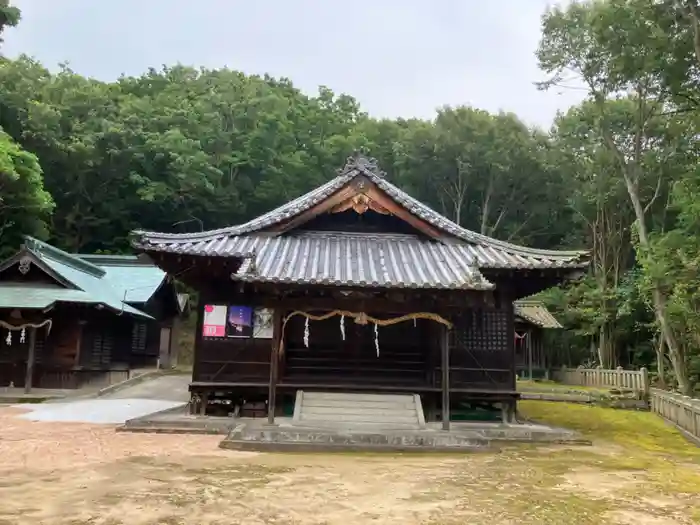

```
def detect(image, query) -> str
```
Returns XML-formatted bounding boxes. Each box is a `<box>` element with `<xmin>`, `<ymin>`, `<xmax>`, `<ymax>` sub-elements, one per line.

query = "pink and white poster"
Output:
<box><xmin>202</xmin><ymin>304</ymin><xmax>227</xmax><ymax>337</ymax></box>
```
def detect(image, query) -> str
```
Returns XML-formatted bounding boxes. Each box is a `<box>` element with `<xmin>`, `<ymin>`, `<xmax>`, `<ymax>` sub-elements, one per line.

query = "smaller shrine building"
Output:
<box><xmin>0</xmin><ymin>237</ymin><xmax>183</xmax><ymax>391</ymax></box>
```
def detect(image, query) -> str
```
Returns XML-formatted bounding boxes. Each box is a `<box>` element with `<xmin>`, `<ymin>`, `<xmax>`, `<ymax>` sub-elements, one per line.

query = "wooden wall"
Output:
<box><xmin>191</xmin><ymin>287</ymin><xmax>516</xmax><ymax>392</ymax></box>
<box><xmin>0</xmin><ymin>306</ymin><xmax>164</xmax><ymax>388</ymax></box>
<box><xmin>283</xmin><ymin>313</ymin><xmax>433</xmax><ymax>387</ymax></box>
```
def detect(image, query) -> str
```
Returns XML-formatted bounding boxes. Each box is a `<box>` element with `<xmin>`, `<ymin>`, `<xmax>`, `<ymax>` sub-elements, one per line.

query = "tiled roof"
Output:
<box><xmin>514</xmin><ymin>300</ymin><xmax>562</xmax><ymax>329</ymax></box>
<box><xmin>0</xmin><ymin>237</ymin><xmax>166</xmax><ymax>318</ymax></box>
<box><xmin>133</xmin><ymin>155</ymin><xmax>589</xmax><ymax>284</ymax></box>
<box><xmin>219</xmin><ymin>232</ymin><xmax>492</xmax><ymax>290</ymax></box>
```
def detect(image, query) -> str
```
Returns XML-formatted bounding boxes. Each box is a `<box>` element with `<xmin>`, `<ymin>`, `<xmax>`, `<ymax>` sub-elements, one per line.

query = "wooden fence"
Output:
<box><xmin>650</xmin><ymin>389</ymin><xmax>700</xmax><ymax>442</ymax></box>
<box><xmin>552</xmin><ymin>366</ymin><xmax>650</xmax><ymax>393</ymax></box>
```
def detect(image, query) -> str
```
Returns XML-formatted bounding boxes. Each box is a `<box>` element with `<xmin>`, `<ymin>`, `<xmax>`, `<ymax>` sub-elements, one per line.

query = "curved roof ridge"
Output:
<box><xmin>132</xmin><ymin>172</ymin><xmax>355</xmax><ymax>242</ymax></box>
<box><xmin>367</xmin><ymin>173</ymin><xmax>586</xmax><ymax>260</ymax></box>
<box><xmin>24</xmin><ymin>236</ymin><xmax>106</xmax><ymax>278</ymax></box>
<box><xmin>132</xmin><ymin>154</ymin><xmax>588</xmax><ymax>265</ymax></box>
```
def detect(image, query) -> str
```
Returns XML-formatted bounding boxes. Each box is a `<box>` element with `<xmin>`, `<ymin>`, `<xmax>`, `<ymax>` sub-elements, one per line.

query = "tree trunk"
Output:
<box><xmin>598</xmin><ymin>324</ymin><xmax>613</xmax><ymax>369</ymax></box>
<box><xmin>655</xmin><ymin>335</ymin><xmax>666</xmax><ymax>389</ymax></box>
<box><xmin>599</xmin><ymin>116</ymin><xmax>693</xmax><ymax>395</ymax></box>
<box><xmin>627</xmin><ymin>176</ymin><xmax>692</xmax><ymax>394</ymax></box>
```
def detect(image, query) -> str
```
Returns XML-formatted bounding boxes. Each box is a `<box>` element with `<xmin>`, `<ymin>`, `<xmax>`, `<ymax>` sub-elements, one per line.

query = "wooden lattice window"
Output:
<box><xmin>450</xmin><ymin>310</ymin><xmax>509</xmax><ymax>353</ymax></box>
<box><xmin>33</xmin><ymin>335</ymin><xmax>46</xmax><ymax>364</ymax></box>
<box><xmin>131</xmin><ymin>323</ymin><xmax>148</xmax><ymax>353</ymax></box>
<box><xmin>90</xmin><ymin>331</ymin><xmax>113</xmax><ymax>367</ymax></box>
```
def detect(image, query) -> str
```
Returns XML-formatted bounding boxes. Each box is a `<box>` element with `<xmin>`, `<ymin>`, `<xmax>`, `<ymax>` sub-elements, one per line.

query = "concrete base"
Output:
<box><xmin>219</xmin><ymin>417</ymin><xmax>590</xmax><ymax>453</ymax></box>
<box><xmin>119</xmin><ymin>405</ymin><xmax>237</xmax><ymax>435</ymax></box>
<box><xmin>121</xmin><ymin>406</ymin><xmax>589</xmax><ymax>452</ymax></box>
<box><xmin>0</xmin><ymin>388</ymin><xmax>68</xmax><ymax>404</ymax></box>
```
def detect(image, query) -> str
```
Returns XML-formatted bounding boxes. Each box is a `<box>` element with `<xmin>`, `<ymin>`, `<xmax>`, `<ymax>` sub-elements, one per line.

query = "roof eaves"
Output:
<box><xmin>514</xmin><ymin>300</ymin><xmax>562</xmax><ymax>329</ymax></box>
<box><xmin>130</xmin><ymin>154</ymin><xmax>589</xmax><ymax>268</ymax></box>
<box><xmin>131</xmin><ymin>171</ymin><xmax>357</xmax><ymax>246</ymax></box>
<box><xmin>2</xmin><ymin>249</ymin><xmax>81</xmax><ymax>290</ymax></box>
<box><xmin>101</xmin><ymin>301</ymin><xmax>153</xmax><ymax>320</ymax></box>
<box><xmin>365</xmin><ymin>173</ymin><xmax>590</xmax><ymax>264</ymax></box>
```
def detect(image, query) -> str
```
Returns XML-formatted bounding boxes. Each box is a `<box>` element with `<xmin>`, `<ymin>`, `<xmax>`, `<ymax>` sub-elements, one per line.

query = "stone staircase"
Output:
<box><xmin>293</xmin><ymin>391</ymin><xmax>425</xmax><ymax>430</ymax></box>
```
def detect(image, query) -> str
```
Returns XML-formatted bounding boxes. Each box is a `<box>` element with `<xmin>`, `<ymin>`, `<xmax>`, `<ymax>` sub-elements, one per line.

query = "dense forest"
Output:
<box><xmin>1</xmin><ymin>0</ymin><xmax>700</xmax><ymax>393</ymax></box>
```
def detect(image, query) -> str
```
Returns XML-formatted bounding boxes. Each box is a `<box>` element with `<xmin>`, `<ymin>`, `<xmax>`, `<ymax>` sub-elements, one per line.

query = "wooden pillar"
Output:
<box><xmin>199</xmin><ymin>391</ymin><xmax>209</xmax><ymax>416</ymax></box>
<box><xmin>74</xmin><ymin>321</ymin><xmax>85</xmax><ymax>368</ymax></box>
<box><xmin>527</xmin><ymin>328</ymin><xmax>533</xmax><ymax>380</ymax></box>
<box><xmin>267</xmin><ymin>310</ymin><xmax>283</xmax><ymax>425</ymax></box>
<box><xmin>441</xmin><ymin>324</ymin><xmax>450</xmax><ymax>431</ymax></box>
<box><xmin>24</xmin><ymin>327</ymin><xmax>37</xmax><ymax>394</ymax></box>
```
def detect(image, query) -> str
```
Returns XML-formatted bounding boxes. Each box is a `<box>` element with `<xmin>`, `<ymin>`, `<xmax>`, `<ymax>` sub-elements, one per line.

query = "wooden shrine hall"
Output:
<box><xmin>0</xmin><ymin>237</ymin><xmax>182</xmax><ymax>391</ymax></box>
<box><xmin>133</xmin><ymin>154</ymin><xmax>588</xmax><ymax>428</ymax></box>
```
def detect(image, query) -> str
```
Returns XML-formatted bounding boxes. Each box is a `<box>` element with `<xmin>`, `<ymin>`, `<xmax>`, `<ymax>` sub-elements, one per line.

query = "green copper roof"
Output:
<box><xmin>78</xmin><ymin>254</ymin><xmax>167</xmax><ymax>303</ymax></box>
<box><xmin>0</xmin><ymin>237</ymin><xmax>168</xmax><ymax>319</ymax></box>
<box><xmin>0</xmin><ymin>283</ymin><xmax>94</xmax><ymax>309</ymax></box>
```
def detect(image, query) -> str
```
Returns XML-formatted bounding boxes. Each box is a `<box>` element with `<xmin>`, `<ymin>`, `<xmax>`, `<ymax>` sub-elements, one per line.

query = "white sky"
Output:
<box><xmin>2</xmin><ymin>0</ymin><xmax>586</xmax><ymax>129</ymax></box>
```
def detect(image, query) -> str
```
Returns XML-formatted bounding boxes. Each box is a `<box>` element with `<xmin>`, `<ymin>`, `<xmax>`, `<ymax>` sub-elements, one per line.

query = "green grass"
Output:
<box><xmin>517</xmin><ymin>379</ymin><xmax>616</xmax><ymax>395</ymax></box>
<box><xmin>520</xmin><ymin>401</ymin><xmax>700</xmax><ymax>494</ymax></box>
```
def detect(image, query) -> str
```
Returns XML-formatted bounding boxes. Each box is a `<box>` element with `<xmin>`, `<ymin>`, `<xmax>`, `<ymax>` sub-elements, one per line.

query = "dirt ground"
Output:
<box><xmin>1</xmin><ymin>402</ymin><xmax>699</xmax><ymax>525</ymax></box>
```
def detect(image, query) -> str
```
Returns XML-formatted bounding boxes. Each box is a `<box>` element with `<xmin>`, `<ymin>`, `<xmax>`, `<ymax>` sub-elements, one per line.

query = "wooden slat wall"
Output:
<box><xmin>283</xmin><ymin>314</ymin><xmax>431</xmax><ymax>386</ymax></box>
<box><xmin>191</xmin><ymin>301</ymin><xmax>517</xmax><ymax>393</ymax></box>
<box><xmin>195</xmin><ymin>338</ymin><xmax>271</xmax><ymax>383</ymax></box>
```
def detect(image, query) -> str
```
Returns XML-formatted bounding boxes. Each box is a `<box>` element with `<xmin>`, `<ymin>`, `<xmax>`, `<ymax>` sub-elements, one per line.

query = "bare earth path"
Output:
<box><xmin>0</xmin><ymin>402</ymin><xmax>699</xmax><ymax>525</ymax></box>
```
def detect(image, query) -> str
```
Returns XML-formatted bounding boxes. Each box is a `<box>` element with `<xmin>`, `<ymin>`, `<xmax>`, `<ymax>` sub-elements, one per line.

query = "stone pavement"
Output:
<box><xmin>100</xmin><ymin>373</ymin><xmax>190</xmax><ymax>402</ymax></box>
<box><xmin>16</xmin><ymin>398</ymin><xmax>185</xmax><ymax>424</ymax></box>
<box><xmin>11</xmin><ymin>373</ymin><xmax>191</xmax><ymax>425</ymax></box>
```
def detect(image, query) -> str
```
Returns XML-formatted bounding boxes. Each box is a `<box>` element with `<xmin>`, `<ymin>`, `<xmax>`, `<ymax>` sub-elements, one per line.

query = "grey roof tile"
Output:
<box><xmin>515</xmin><ymin>300</ymin><xmax>562</xmax><ymax>329</ymax></box>
<box><xmin>145</xmin><ymin>232</ymin><xmax>493</xmax><ymax>290</ymax></box>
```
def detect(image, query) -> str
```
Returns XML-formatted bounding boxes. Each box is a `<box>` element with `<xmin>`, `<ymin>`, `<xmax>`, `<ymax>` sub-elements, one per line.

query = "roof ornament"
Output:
<box><xmin>339</xmin><ymin>151</ymin><xmax>387</xmax><ymax>179</ymax></box>
<box><xmin>18</xmin><ymin>256</ymin><xmax>31</xmax><ymax>275</ymax></box>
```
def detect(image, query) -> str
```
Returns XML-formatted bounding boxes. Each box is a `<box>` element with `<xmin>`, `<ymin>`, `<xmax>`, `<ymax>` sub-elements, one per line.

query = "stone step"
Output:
<box><xmin>296</xmin><ymin>390</ymin><xmax>424</xmax><ymax>430</ymax></box>
<box><xmin>300</xmin><ymin>413</ymin><xmax>420</xmax><ymax>424</ymax></box>
<box><xmin>302</xmin><ymin>392</ymin><xmax>416</xmax><ymax>403</ymax></box>
<box><xmin>297</xmin><ymin>419</ymin><xmax>420</xmax><ymax>433</ymax></box>
<box><xmin>302</xmin><ymin>406</ymin><xmax>417</xmax><ymax>417</ymax></box>
<box><xmin>302</xmin><ymin>399</ymin><xmax>418</xmax><ymax>410</ymax></box>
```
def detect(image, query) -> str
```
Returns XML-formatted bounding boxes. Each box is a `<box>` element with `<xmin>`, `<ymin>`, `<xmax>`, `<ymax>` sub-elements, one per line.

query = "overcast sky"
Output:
<box><xmin>2</xmin><ymin>0</ymin><xmax>585</xmax><ymax>129</ymax></box>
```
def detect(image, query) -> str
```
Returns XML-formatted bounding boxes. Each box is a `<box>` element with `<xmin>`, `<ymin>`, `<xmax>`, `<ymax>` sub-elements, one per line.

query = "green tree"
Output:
<box><xmin>395</xmin><ymin>106</ymin><xmax>572</xmax><ymax>248</ymax></box>
<box><xmin>0</xmin><ymin>0</ymin><xmax>20</xmax><ymax>48</ymax></box>
<box><xmin>550</xmin><ymin>101</ymin><xmax>637</xmax><ymax>368</ymax></box>
<box><xmin>538</xmin><ymin>0</ymin><xmax>697</xmax><ymax>393</ymax></box>
<box><xmin>0</xmin><ymin>128</ymin><xmax>54</xmax><ymax>254</ymax></box>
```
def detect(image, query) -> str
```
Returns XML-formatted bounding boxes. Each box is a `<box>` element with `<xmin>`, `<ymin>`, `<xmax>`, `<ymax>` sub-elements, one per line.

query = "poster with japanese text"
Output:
<box><xmin>202</xmin><ymin>304</ymin><xmax>227</xmax><ymax>337</ymax></box>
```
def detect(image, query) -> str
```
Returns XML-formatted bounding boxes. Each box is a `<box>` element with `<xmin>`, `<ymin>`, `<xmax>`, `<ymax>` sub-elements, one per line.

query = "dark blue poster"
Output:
<box><xmin>226</xmin><ymin>305</ymin><xmax>253</xmax><ymax>338</ymax></box>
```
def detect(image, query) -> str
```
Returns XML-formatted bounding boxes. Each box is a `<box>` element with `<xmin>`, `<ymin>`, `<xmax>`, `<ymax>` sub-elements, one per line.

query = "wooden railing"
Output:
<box><xmin>552</xmin><ymin>366</ymin><xmax>650</xmax><ymax>394</ymax></box>
<box><xmin>650</xmin><ymin>389</ymin><xmax>700</xmax><ymax>441</ymax></box>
